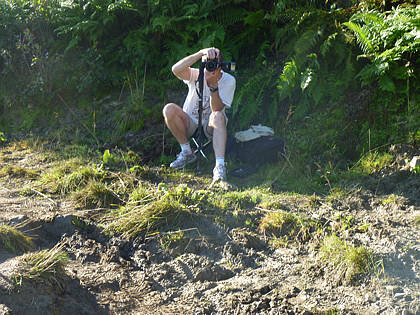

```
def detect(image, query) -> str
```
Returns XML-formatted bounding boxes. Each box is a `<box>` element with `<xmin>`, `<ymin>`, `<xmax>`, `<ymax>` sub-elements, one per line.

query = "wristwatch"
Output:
<box><xmin>209</xmin><ymin>86</ymin><xmax>218</xmax><ymax>93</ymax></box>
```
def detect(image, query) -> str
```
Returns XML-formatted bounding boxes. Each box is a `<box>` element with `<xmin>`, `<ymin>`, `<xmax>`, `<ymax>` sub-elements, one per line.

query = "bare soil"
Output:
<box><xmin>0</xmin><ymin>142</ymin><xmax>419</xmax><ymax>315</ymax></box>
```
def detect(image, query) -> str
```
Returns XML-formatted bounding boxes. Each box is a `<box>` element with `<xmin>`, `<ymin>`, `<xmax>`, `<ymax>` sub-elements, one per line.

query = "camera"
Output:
<box><xmin>204</xmin><ymin>58</ymin><xmax>236</xmax><ymax>72</ymax></box>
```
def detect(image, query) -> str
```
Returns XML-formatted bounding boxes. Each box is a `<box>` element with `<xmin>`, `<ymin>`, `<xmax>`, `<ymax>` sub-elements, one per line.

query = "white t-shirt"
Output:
<box><xmin>182</xmin><ymin>68</ymin><xmax>236</xmax><ymax>125</ymax></box>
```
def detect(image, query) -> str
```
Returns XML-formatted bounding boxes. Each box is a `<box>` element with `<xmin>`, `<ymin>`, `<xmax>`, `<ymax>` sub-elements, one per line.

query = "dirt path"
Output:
<box><xmin>0</xmin><ymin>142</ymin><xmax>419</xmax><ymax>315</ymax></box>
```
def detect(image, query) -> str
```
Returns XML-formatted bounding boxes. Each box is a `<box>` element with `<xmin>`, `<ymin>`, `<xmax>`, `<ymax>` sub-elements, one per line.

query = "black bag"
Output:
<box><xmin>226</xmin><ymin>135</ymin><xmax>285</xmax><ymax>177</ymax></box>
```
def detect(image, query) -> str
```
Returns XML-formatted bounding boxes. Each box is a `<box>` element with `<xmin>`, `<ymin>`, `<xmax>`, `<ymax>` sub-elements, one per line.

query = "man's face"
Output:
<box><xmin>205</xmin><ymin>66</ymin><xmax>221</xmax><ymax>87</ymax></box>
<box><xmin>205</xmin><ymin>65</ymin><xmax>221</xmax><ymax>76</ymax></box>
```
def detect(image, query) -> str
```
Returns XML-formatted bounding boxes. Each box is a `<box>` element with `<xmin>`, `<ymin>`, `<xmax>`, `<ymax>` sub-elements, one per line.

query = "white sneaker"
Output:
<box><xmin>212</xmin><ymin>164</ymin><xmax>227</xmax><ymax>183</ymax></box>
<box><xmin>169</xmin><ymin>152</ymin><xmax>196</xmax><ymax>169</ymax></box>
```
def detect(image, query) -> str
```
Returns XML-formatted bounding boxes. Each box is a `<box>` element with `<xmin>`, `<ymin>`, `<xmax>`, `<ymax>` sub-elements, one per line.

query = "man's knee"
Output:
<box><xmin>209</xmin><ymin>111</ymin><xmax>226</xmax><ymax>128</ymax></box>
<box><xmin>163</xmin><ymin>103</ymin><xmax>178</xmax><ymax>119</ymax></box>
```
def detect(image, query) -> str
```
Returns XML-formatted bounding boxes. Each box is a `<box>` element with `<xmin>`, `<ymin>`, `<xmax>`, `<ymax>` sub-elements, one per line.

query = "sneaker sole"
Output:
<box><xmin>170</xmin><ymin>156</ymin><xmax>197</xmax><ymax>169</ymax></box>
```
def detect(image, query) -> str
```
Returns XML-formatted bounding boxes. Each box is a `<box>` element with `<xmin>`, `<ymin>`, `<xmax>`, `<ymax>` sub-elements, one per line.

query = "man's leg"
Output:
<box><xmin>163</xmin><ymin>103</ymin><xmax>191</xmax><ymax>145</ymax></box>
<box><xmin>163</xmin><ymin>103</ymin><xmax>196</xmax><ymax>168</ymax></box>
<box><xmin>208</xmin><ymin>111</ymin><xmax>227</xmax><ymax>182</ymax></box>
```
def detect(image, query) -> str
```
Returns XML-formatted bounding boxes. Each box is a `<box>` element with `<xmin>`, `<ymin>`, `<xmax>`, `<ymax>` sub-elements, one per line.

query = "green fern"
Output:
<box><xmin>233</xmin><ymin>70</ymin><xmax>277</xmax><ymax>129</ymax></box>
<box><xmin>344</xmin><ymin>21</ymin><xmax>375</xmax><ymax>54</ymax></box>
<box><xmin>277</xmin><ymin>59</ymin><xmax>299</xmax><ymax>102</ymax></box>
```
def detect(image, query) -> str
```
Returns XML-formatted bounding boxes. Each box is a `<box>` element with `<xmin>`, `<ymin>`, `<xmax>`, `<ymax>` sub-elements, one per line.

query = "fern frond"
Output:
<box><xmin>294</xmin><ymin>29</ymin><xmax>322</xmax><ymax>64</ymax></box>
<box><xmin>232</xmin><ymin>70</ymin><xmax>276</xmax><ymax>128</ymax></box>
<box><xmin>210</xmin><ymin>7</ymin><xmax>247</xmax><ymax>26</ymax></box>
<box><xmin>320</xmin><ymin>32</ymin><xmax>338</xmax><ymax>57</ymax></box>
<box><xmin>344</xmin><ymin>21</ymin><xmax>375</xmax><ymax>54</ymax></box>
<box><xmin>277</xmin><ymin>59</ymin><xmax>299</xmax><ymax>102</ymax></box>
<box><xmin>350</xmin><ymin>11</ymin><xmax>384</xmax><ymax>27</ymax></box>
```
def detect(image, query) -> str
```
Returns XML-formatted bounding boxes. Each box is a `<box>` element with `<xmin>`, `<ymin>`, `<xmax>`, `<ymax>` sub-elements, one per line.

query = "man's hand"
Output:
<box><xmin>202</xmin><ymin>47</ymin><xmax>221</xmax><ymax>88</ymax></box>
<box><xmin>201</xmin><ymin>47</ymin><xmax>220</xmax><ymax>61</ymax></box>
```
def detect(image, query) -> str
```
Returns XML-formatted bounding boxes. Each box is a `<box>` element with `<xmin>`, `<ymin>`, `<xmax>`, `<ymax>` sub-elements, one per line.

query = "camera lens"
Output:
<box><xmin>205</xmin><ymin>59</ymin><xmax>218</xmax><ymax>72</ymax></box>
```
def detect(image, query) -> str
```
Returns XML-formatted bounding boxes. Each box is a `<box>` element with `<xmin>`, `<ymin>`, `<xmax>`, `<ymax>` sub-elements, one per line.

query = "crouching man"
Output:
<box><xmin>163</xmin><ymin>47</ymin><xmax>236</xmax><ymax>186</ymax></box>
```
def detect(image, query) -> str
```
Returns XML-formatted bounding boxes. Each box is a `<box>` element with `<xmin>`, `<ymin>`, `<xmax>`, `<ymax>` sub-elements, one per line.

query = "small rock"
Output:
<box><xmin>394</xmin><ymin>292</ymin><xmax>405</xmax><ymax>299</ymax></box>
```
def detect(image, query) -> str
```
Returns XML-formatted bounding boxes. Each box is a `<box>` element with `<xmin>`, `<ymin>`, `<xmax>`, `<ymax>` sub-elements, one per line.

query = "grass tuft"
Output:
<box><xmin>259</xmin><ymin>211</ymin><xmax>317</xmax><ymax>243</ymax></box>
<box><xmin>103</xmin><ymin>185</ymin><xmax>206</xmax><ymax>239</ymax></box>
<box><xmin>0</xmin><ymin>225</ymin><xmax>33</xmax><ymax>253</ymax></box>
<box><xmin>320</xmin><ymin>234</ymin><xmax>373</xmax><ymax>283</ymax></box>
<box><xmin>72</xmin><ymin>180</ymin><xmax>120</xmax><ymax>209</ymax></box>
<box><xmin>13</xmin><ymin>243</ymin><xmax>69</xmax><ymax>288</ymax></box>
<box><xmin>39</xmin><ymin>162</ymin><xmax>105</xmax><ymax>194</ymax></box>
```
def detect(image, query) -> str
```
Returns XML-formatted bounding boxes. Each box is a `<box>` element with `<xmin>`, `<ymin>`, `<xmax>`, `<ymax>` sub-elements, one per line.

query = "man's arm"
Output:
<box><xmin>209</xmin><ymin>89</ymin><xmax>225</xmax><ymax>112</ymax></box>
<box><xmin>172</xmin><ymin>48</ymin><xmax>220</xmax><ymax>81</ymax></box>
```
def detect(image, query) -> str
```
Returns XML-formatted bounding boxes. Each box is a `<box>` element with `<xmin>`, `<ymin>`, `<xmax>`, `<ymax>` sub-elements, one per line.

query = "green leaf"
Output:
<box><xmin>103</xmin><ymin>150</ymin><xmax>111</xmax><ymax>164</ymax></box>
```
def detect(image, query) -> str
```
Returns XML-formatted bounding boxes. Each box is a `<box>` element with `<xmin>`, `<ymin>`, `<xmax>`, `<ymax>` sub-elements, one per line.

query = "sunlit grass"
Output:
<box><xmin>39</xmin><ymin>161</ymin><xmax>105</xmax><ymax>194</ymax></box>
<box><xmin>351</xmin><ymin>151</ymin><xmax>394</xmax><ymax>175</ymax></box>
<box><xmin>0</xmin><ymin>165</ymin><xmax>39</xmax><ymax>179</ymax></box>
<box><xmin>320</xmin><ymin>234</ymin><xmax>374</xmax><ymax>282</ymax></box>
<box><xmin>259</xmin><ymin>210</ymin><xmax>318</xmax><ymax>243</ymax></box>
<box><xmin>0</xmin><ymin>225</ymin><xmax>33</xmax><ymax>253</ymax></box>
<box><xmin>13</xmin><ymin>243</ymin><xmax>69</xmax><ymax>287</ymax></box>
<box><xmin>103</xmin><ymin>197</ymin><xmax>192</xmax><ymax>239</ymax></box>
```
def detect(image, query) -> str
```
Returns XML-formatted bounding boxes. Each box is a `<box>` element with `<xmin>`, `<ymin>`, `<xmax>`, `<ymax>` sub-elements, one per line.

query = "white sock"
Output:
<box><xmin>215</xmin><ymin>157</ymin><xmax>225</xmax><ymax>167</ymax></box>
<box><xmin>180</xmin><ymin>142</ymin><xmax>192</xmax><ymax>155</ymax></box>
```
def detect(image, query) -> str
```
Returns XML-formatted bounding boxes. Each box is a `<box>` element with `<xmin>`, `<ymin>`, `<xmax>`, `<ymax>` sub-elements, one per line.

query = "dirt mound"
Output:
<box><xmin>0</xmin><ymin>142</ymin><xmax>419</xmax><ymax>314</ymax></box>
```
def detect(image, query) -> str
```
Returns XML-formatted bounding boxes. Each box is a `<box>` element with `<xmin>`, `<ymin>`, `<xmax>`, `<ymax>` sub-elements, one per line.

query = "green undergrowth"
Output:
<box><xmin>320</xmin><ymin>234</ymin><xmax>374</xmax><ymax>283</ymax></box>
<box><xmin>0</xmin><ymin>225</ymin><xmax>33</xmax><ymax>253</ymax></box>
<box><xmin>13</xmin><ymin>243</ymin><xmax>69</xmax><ymax>289</ymax></box>
<box><xmin>350</xmin><ymin>151</ymin><xmax>394</xmax><ymax>175</ymax></box>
